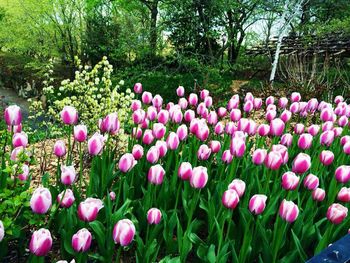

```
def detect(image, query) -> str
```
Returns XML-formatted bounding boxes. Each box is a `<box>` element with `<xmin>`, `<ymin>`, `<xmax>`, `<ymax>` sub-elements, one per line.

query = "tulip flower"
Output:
<box><xmin>237</xmin><ymin>118</ymin><xmax>249</xmax><ymax>132</ymax></box>
<box><xmin>146</xmin><ymin>146</ymin><xmax>160</xmax><ymax>164</ymax></box>
<box><xmin>88</xmin><ymin>133</ymin><xmax>106</xmax><ymax>156</ymax></box>
<box><xmin>132</xmin><ymin>127</ymin><xmax>142</xmax><ymax>139</ymax></box>
<box><xmin>189</xmin><ymin>93</ymin><xmax>198</xmax><ymax>106</ymax></box>
<box><xmin>200</xmin><ymin>89</ymin><xmax>209</xmax><ymax>100</ymax></box>
<box><xmin>30</xmin><ymin>187</ymin><xmax>52</xmax><ymax>214</ymax></box>
<box><xmin>217</xmin><ymin>107</ymin><xmax>227</xmax><ymax>117</ymax></box>
<box><xmin>230</xmin><ymin>109</ymin><xmax>241</xmax><ymax>122</ymax></box>
<box><xmin>152</xmin><ymin>94</ymin><xmax>163</xmax><ymax>108</ymax></box>
<box><xmin>244</xmin><ymin>92</ymin><xmax>254</xmax><ymax>102</ymax></box>
<box><xmin>280</xmin><ymin>110</ymin><xmax>292</xmax><ymax>123</ymax></box>
<box><xmin>337</xmin><ymin>187</ymin><xmax>350</xmax><ymax>202</ymax></box>
<box><xmin>176</xmin><ymin>124</ymin><xmax>188</xmax><ymax>141</ymax></box>
<box><xmin>267</xmin><ymin>104</ymin><xmax>276</xmax><ymax>112</ymax></box>
<box><xmin>291</xmin><ymin>92</ymin><xmax>301</xmax><ymax>102</ymax></box>
<box><xmin>10</xmin><ymin>146</ymin><xmax>25</xmax><ymax>161</ymax></box>
<box><xmin>77</xmin><ymin>198</ymin><xmax>104</xmax><ymax>222</ymax></box>
<box><xmin>243</xmin><ymin>101</ymin><xmax>253</xmax><ymax>113</ymax></box>
<box><xmin>230</xmin><ymin>137</ymin><xmax>245</xmax><ymax>157</ymax></box>
<box><xmin>155</xmin><ymin>140</ymin><xmax>167</xmax><ymax>158</ymax></box>
<box><xmin>119</xmin><ymin>153</ymin><xmax>137</xmax><ymax>173</ymax></box>
<box><xmin>253</xmin><ymin>98</ymin><xmax>262</xmax><ymax>109</ymax></box>
<box><xmin>184</xmin><ymin>109</ymin><xmax>195</xmax><ymax>122</ymax></box>
<box><xmin>327</xmin><ymin>203</ymin><xmax>348</xmax><ymax>224</ymax></box>
<box><xmin>278</xmin><ymin>97</ymin><xmax>288</xmax><ymax>109</ymax></box>
<box><xmin>312</xmin><ymin>188</ymin><xmax>326</xmax><ymax>202</ymax></box>
<box><xmin>74</xmin><ymin>125</ymin><xmax>88</xmax><ymax>142</ymax></box>
<box><xmin>209</xmin><ymin>140</ymin><xmax>221</xmax><ymax>154</ymax></box>
<box><xmin>320</xmin><ymin>108</ymin><xmax>334</xmax><ymax>122</ymax></box>
<box><xmin>297</xmin><ymin>133</ymin><xmax>313</xmax><ymax>150</ymax></box>
<box><xmin>12</xmin><ymin>132</ymin><xmax>28</xmax><ymax>148</ymax></box>
<box><xmin>322</xmin><ymin>121</ymin><xmax>333</xmax><ymax>132</ymax></box>
<box><xmin>266</xmin><ymin>110</ymin><xmax>276</xmax><ymax>122</ymax></box>
<box><xmin>132</xmin><ymin>144</ymin><xmax>144</xmax><ymax>160</ymax></box>
<box><xmin>131</xmin><ymin>100</ymin><xmax>142</xmax><ymax>112</ymax></box>
<box><xmin>341</xmin><ymin>135</ymin><xmax>350</xmax><ymax>146</ymax></box>
<box><xmin>334</xmin><ymin>95</ymin><xmax>344</xmax><ymax>104</ymax></box>
<box><xmin>146</xmin><ymin>106</ymin><xmax>157</xmax><ymax>121</ymax></box>
<box><xmin>303</xmin><ymin>174</ymin><xmax>319</xmax><ymax>190</ymax></box>
<box><xmin>113</xmin><ymin>219</ymin><xmax>136</xmax><ymax>246</ymax></box>
<box><xmin>290</xmin><ymin>102</ymin><xmax>300</xmax><ymax>113</ymax></box>
<box><xmin>319</xmin><ymin>150</ymin><xmax>334</xmax><ymax>166</ymax></box>
<box><xmin>344</xmin><ymin>142</ymin><xmax>350</xmax><ymax>155</ymax></box>
<box><xmin>190</xmin><ymin>166</ymin><xmax>208</xmax><ymax>189</ymax></box>
<box><xmin>0</xmin><ymin>221</ymin><xmax>4</xmax><ymax>242</ymax></box>
<box><xmin>264</xmin><ymin>151</ymin><xmax>283</xmax><ymax>170</ymax></box>
<box><xmin>142</xmin><ymin>91</ymin><xmax>153</xmax><ymax>104</ymax></box>
<box><xmin>99</xmin><ymin>113</ymin><xmax>120</xmax><ymax>134</ymax></box>
<box><xmin>279</xmin><ymin>199</ymin><xmax>299</xmax><ymax>223</ymax></box>
<box><xmin>257</xmin><ymin>124</ymin><xmax>270</xmax><ymax>136</ymax></box>
<box><xmin>147</xmin><ymin>208</ymin><xmax>162</xmax><ymax>225</ymax></box>
<box><xmin>54</xmin><ymin>140</ymin><xmax>66</xmax><ymax>157</ymax></box>
<box><xmin>228</xmin><ymin>179</ymin><xmax>246</xmax><ymax>197</ymax></box>
<box><xmin>166</xmin><ymin>132</ymin><xmax>180</xmax><ymax>150</ymax></box>
<box><xmin>60</xmin><ymin>106</ymin><xmax>78</xmax><ymax>125</ymax></box>
<box><xmin>222</xmin><ymin>189</ymin><xmax>240</xmax><ymax>209</ymax></box>
<box><xmin>338</xmin><ymin>116</ymin><xmax>348</xmax><ymax>127</ymax></box>
<box><xmin>280</xmin><ymin>133</ymin><xmax>292</xmax><ymax>147</ymax></box>
<box><xmin>196</xmin><ymin>124</ymin><xmax>210</xmax><ymax>141</ymax></box>
<box><xmin>249</xmin><ymin>194</ymin><xmax>267</xmax><ymax>215</ymax></box>
<box><xmin>294</xmin><ymin>123</ymin><xmax>305</xmax><ymax>134</ymax></box>
<box><xmin>157</xmin><ymin>109</ymin><xmax>169</xmax><ymax>124</ymax></box>
<box><xmin>335</xmin><ymin>165</ymin><xmax>350</xmax><ymax>184</ymax></box>
<box><xmin>152</xmin><ymin>123</ymin><xmax>166</xmax><ymax>139</ymax></box>
<box><xmin>292</xmin><ymin>153</ymin><xmax>311</xmax><ymax>174</ymax></box>
<box><xmin>134</xmin><ymin>82</ymin><xmax>142</xmax><ymax>94</ymax></box>
<box><xmin>178</xmin><ymin>162</ymin><xmax>192</xmax><ymax>180</ymax></box>
<box><xmin>178</xmin><ymin>98</ymin><xmax>188</xmax><ymax>110</ymax></box>
<box><xmin>252</xmin><ymin>149</ymin><xmax>267</xmax><ymax>165</ymax></box>
<box><xmin>132</xmin><ymin>109</ymin><xmax>146</xmax><ymax>124</ymax></box>
<box><xmin>204</xmin><ymin>96</ymin><xmax>213</xmax><ymax>108</ymax></box>
<box><xmin>72</xmin><ymin>228</ymin><xmax>92</xmax><ymax>252</ymax></box>
<box><xmin>4</xmin><ymin>105</ymin><xmax>22</xmax><ymax>126</ymax></box>
<box><xmin>29</xmin><ymin>229</ymin><xmax>52</xmax><ymax>256</ymax></box>
<box><xmin>176</xmin><ymin>86</ymin><xmax>185</xmax><ymax>97</ymax></box>
<box><xmin>61</xmin><ymin>165</ymin><xmax>76</xmax><ymax>185</ymax></box>
<box><xmin>270</xmin><ymin>118</ymin><xmax>285</xmax><ymax>136</ymax></box>
<box><xmin>148</xmin><ymin>164</ymin><xmax>165</xmax><ymax>185</ymax></box>
<box><xmin>281</xmin><ymin>172</ymin><xmax>300</xmax><ymax>191</ymax></box>
<box><xmin>307</xmin><ymin>124</ymin><xmax>320</xmax><ymax>136</ymax></box>
<box><xmin>18</xmin><ymin>164</ymin><xmax>29</xmax><ymax>181</ymax></box>
<box><xmin>222</xmin><ymin>150</ymin><xmax>233</xmax><ymax>164</ymax></box>
<box><xmin>198</xmin><ymin>144</ymin><xmax>211</xmax><ymax>161</ymax></box>
<box><xmin>57</xmin><ymin>189</ymin><xmax>75</xmax><ymax>208</ymax></box>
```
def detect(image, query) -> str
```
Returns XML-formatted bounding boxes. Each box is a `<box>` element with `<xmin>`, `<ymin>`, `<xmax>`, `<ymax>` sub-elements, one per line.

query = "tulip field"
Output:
<box><xmin>1</xmin><ymin>84</ymin><xmax>350</xmax><ymax>263</ymax></box>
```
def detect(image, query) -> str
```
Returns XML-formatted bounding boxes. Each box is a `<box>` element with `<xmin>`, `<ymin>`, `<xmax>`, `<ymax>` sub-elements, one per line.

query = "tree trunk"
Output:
<box><xmin>149</xmin><ymin>3</ymin><xmax>158</xmax><ymax>55</ymax></box>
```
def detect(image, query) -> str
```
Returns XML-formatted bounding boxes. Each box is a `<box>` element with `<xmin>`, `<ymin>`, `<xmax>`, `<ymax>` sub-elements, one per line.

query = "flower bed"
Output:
<box><xmin>0</xmin><ymin>85</ymin><xmax>350</xmax><ymax>263</ymax></box>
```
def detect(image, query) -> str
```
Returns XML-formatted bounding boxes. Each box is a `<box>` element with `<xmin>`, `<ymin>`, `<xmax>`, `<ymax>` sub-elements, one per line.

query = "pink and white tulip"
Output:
<box><xmin>72</xmin><ymin>228</ymin><xmax>92</xmax><ymax>252</ymax></box>
<box><xmin>30</xmin><ymin>187</ymin><xmax>52</xmax><ymax>214</ymax></box>
<box><xmin>29</xmin><ymin>229</ymin><xmax>52</xmax><ymax>256</ymax></box>
<box><xmin>279</xmin><ymin>199</ymin><xmax>299</xmax><ymax>223</ymax></box>
<box><xmin>78</xmin><ymin>198</ymin><xmax>104</xmax><ymax>222</ymax></box>
<box><xmin>147</xmin><ymin>208</ymin><xmax>162</xmax><ymax>225</ymax></box>
<box><xmin>249</xmin><ymin>194</ymin><xmax>267</xmax><ymax>215</ymax></box>
<box><xmin>113</xmin><ymin>219</ymin><xmax>135</xmax><ymax>246</ymax></box>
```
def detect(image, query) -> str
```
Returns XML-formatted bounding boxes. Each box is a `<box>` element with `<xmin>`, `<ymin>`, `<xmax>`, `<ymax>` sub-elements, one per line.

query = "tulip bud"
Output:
<box><xmin>183</xmin><ymin>109</ymin><xmax>195</xmax><ymax>122</ymax></box>
<box><xmin>266</xmin><ymin>96</ymin><xmax>275</xmax><ymax>106</ymax></box>
<box><xmin>338</xmin><ymin>116</ymin><xmax>348</xmax><ymax>127</ymax></box>
<box><xmin>225</xmin><ymin>122</ymin><xmax>237</xmax><ymax>135</ymax></box>
<box><xmin>176</xmin><ymin>86</ymin><xmax>185</xmax><ymax>97</ymax></box>
<box><xmin>292</xmin><ymin>153</ymin><xmax>311</xmax><ymax>174</ymax></box>
<box><xmin>290</xmin><ymin>102</ymin><xmax>300</xmax><ymax>113</ymax></box>
<box><xmin>119</xmin><ymin>153</ymin><xmax>137</xmax><ymax>173</ymax></box>
<box><xmin>132</xmin><ymin>127</ymin><xmax>142</xmax><ymax>139</ymax></box>
<box><xmin>78</xmin><ymin>198</ymin><xmax>104</xmax><ymax>222</ymax></box>
<box><xmin>72</xmin><ymin>228</ymin><xmax>92</xmax><ymax>252</ymax></box>
<box><xmin>217</xmin><ymin>107</ymin><xmax>227</xmax><ymax>117</ymax></box>
<box><xmin>280</xmin><ymin>110</ymin><xmax>292</xmax><ymax>123</ymax></box>
<box><xmin>320</xmin><ymin>150</ymin><xmax>334</xmax><ymax>166</ymax></box>
<box><xmin>252</xmin><ymin>149</ymin><xmax>267</xmax><ymax>165</ymax></box>
<box><xmin>147</xmin><ymin>208</ymin><xmax>162</xmax><ymax>225</ymax></box>
<box><xmin>0</xmin><ymin>221</ymin><xmax>4</xmax><ymax>242</ymax></box>
<box><xmin>29</xmin><ymin>229</ymin><xmax>52</xmax><ymax>256</ymax></box>
<box><xmin>134</xmin><ymin>83</ymin><xmax>142</xmax><ymax>94</ymax></box>
<box><xmin>207</xmin><ymin>111</ymin><xmax>218</xmax><ymax>125</ymax></box>
<box><xmin>12</xmin><ymin>132</ymin><xmax>28</xmax><ymax>148</ymax></box>
<box><xmin>74</xmin><ymin>125</ymin><xmax>88</xmax><ymax>142</ymax></box>
<box><xmin>54</xmin><ymin>140</ymin><xmax>66</xmax><ymax>157</ymax></box>
<box><xmin>99</xmin><ymin>113</ymin><xmax>120</xmax><ymax>135</ymax></box>
<box><xmin>178</xmin><ymin>162</ymin><xmax>192</xmax><ymax>180</ymax></box>
<box><xmin>253</xmin><ymin>98</ymin><xmax>262</xmax><ymax>109</ymax></box>
<box><xmin>61</xmin><ymin>165</ymin><xmax>76</xmax><ymax>185</ymax></box>
<box><xmin>61</xmin><ymin>106</ymin><xmax>78</xmax><ymax>125</ymax></box>
<box><xmin>327</xmin><ymin>203</ymin><xmax>348</xmax><ymax>224</ymax></box>
<box><xmin>200</xmin><ymin>89</ymin><xmax>209</xmax><ymax>100</ymax></box>
<box><xmin>152</xmin><ymin>123</ymin><xmax>166</xmax><ymax>139</ymax></box>
<box><xmin>335</xmin><ymin>95</ymin><xmax>344</xmax><ymax>104</ymax></box>
<box><xmin>335</xmin><ymin>165</ymin><xmax>350</xmax><ymax>184</ymax></box>
<box><xmin>228</xmin><ymin>179</ymin><xmax>246</xmax><ymax>197</ymax></box>
<box><xmin>270</xmin><ymin>118</ymin><xmax>285</xmax><ymax>136</ymax></box>
<box><xmin>113</xmin><ymin>219</ymin><xmax>135</xmax><ymax>246</ymax></box>
<box><xmin>4</xmin><ymin>105</ymin><xmax>22</xmax><ymax>126</ymax></box>
<box><xmin>148</xmin><ymin>164</ymin><xmax>165</xmax><ymax>185</ymax></box>
<box><xmin>341</xmin><ymin>135</ymin><xmax>350</xmax><ymax>146</ymax></box>
<box><xmin>146</xmin><ymin>146</ymin><xmax>160</xmax><ymax>164</ymax></box>
<box><xmin>294</xmin><ymin>123</ymin><xmax>304</xmax><ymax>134</ymax></box>
<box><xmin>297</xmin><ymin>133</ymin><xmax>313</xmax><ymax>150</ymax></box>
<box><xmin>320</xmin><ymin>108</ymin><xmax>334</xmax><ymax>122</ymax></box>
<box><xmin>221</xmin><ymin>150</ymin><xmax>233</xmax><ymax>164</ymax></box>
<box><xmin>30</xmin><ymin>187</ymin><xmax>52</xmax><ymax>214</ymax></box>
<box><xmin>281</xmin><ymin>172</ymin><xmax>299</xmax><ymax>191</ymax></box>
<box><xmin>243</xmin><ymin>101</ymin><xmax>253</xmax><ymax>113</ymax></box>
<box><xmin>88</xmin><ymin>133</ymin><xmax>105</xmax><ymax>155</ymax></box>
<box><xmin>190</xmin><ymin>166</ymin><xmax>208</xmax><ymax>189</ymax></box>
<box><xmin>266</xmin><ymin>110</ymin><xmax>276</xmax><ymax>122</ymax></box>
<box><xmin>176</xmin><ymin>124</ymin><xmax>188</xmax><ymax>141</ymax></box>
<box><xmin>307</xmin><ymin>124</ymin><xmax>320</xmax><ymax>136</ymax></box>
<box><xmin>214</xmin><ymin>122</ymin><xmax>224</xmax><ymax>135</ymax></box>
<box><xmin>204</xmin><ymin>96</ymin><xmax>213</xmax><ymax>108</ymax></box>
<box><xmin>209</xmin><ymin>140</ymin><xmax>221</xmax><ymax>154</ymax></box>
<box><xmin>197</xmin><ymin>144</ymin><xmax>211</xmax><ymax>161</ymax></box>
<box><xmin>132</xmin><ymin>109</ymin><xmax>146</xmax><ymax>124</ymax></box>
<box><xmin>303</xmin><ymin>174</ymin><xmax>319</xmax><ymax>190</ymax></box>
<box><xmin>131</xmin><ymin>100</ymin><xmax>141</xmax><ymax>112</ymax></box>
<box><xmin>337</xmin><ymin>187</ymin><xmax>350</xmax><ymax>202</ymax></box>
<box><xmin>344</xmin><ymin>142</ymin><xmax>350</xmax><ymax>155</ymax></box>
<box><xmin>142</xmin><ymin>91</ymin><xmax>153</xmax><ymax>104</ymax></box>
<box><xmin>265</xmin><ymin>151</ymin><xmax>283</xmax><ymax>170</ymax></box>
<box><xmin>278</xmin><ymin>97</ymin><xmax>288</xmax><ymax>109</ymax></box>
<box><xmin>132</xmin><ymin>145</ymin><xmax>144</xmax><ymax>160</ymax></box>
<box><xmin>18</xmin><ymin>164</ymin><xmax>29</xmax><ymax>181</ymax></box>
<box><xmin>57</xmin><ymin>189</ymin><xmax>75</xmax><ymax>208</ymax></box>
<box><xmin>178</xmin><ymin>98</ymin><xmax>188</xmax><ymax>110</ymax></box>
<box><xmin>222</xmin><ymin>189</ymin><xmax>239</xmax><ymax>209</ymax></box>
<box><xmin>196</xmin><ymin>124</ymin><xmax>209</xmax><ymax>141</ymax></box>
<box><xmin>279</xmin><ymin>199</ymin><xmax>299</xmax><ymax>223</ymax></box>
<box><xmin>249</xmin><ymin>194</ymin><xmax>267</xmax><ymax>215</ymax></box>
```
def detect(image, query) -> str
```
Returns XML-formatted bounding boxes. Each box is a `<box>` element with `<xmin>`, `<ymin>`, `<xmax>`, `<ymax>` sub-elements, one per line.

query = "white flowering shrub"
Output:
<box><xmin>29</xmin><ymin>56</ymin><xmax>134</xmax><ymax>134</ymax></box>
